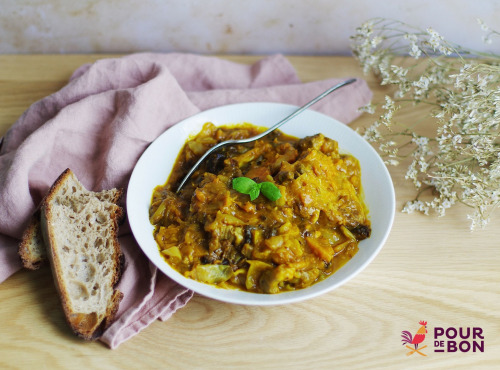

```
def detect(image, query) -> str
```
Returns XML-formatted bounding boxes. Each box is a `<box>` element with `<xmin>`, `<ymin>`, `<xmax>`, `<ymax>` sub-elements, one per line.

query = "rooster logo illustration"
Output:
<box><xmin>401</xmin><ymin>321</ymin><xmax>428</xmax><ymax>356</ymax></box>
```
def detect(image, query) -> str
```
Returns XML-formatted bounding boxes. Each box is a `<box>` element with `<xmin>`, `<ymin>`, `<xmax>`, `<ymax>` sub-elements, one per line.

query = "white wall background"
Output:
<box><xmin>1</xmin><ymin>0</ymin><xmax>499</xmax><ymax>55</ymax></box>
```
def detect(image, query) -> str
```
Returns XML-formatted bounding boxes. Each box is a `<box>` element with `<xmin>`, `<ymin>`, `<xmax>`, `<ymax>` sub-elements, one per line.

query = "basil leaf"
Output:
<box><xmin>232</xmin><ymin>177</ymin><xmax>257</xmax><ymax>194</ymax></box>
<box><xmin>232</xmin><ymin>177</ymin><xmax>282</xmax><ymax>202</ymax></box>
<box><xmin>260</xmin><ymin>182</ymin><xmax>282</xmax><ymax>201</ymax></box>
<box><xmin>249</xmin><ymin>186</ymin><xmax>261</xmax><ymax>201</ymax></box>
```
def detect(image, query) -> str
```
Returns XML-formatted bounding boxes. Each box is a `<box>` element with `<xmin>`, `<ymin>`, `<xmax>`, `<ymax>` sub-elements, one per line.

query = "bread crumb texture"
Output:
<box><xmin>43</xmin><ymin>169</ymin><xmax>123</xmax><ymax>339</ymax></box>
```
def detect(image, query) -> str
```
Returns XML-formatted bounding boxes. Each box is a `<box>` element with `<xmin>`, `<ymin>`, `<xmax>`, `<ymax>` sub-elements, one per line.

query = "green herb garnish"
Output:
<box><xmin>232</xmin><ymin>177</ymin><xmax>281</xmax><ymax>202</ymax></box>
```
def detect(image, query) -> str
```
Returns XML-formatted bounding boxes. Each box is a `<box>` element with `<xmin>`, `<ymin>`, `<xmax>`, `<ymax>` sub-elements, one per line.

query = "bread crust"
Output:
<box><xmin>39</xmin><ymin>168</ymin><xmax>124</xmax><ymax>340</ymax></box>
<box><xmin>19</xmin><ymin>212</ymin><xmax>43</xmax><ymax>270</ymax></box>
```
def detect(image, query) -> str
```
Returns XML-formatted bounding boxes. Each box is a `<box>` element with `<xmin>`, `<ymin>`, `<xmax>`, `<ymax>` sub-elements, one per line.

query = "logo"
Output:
<box><xmin>401</xmin><ymin>321</ymin><xmax>428</xmax><ymax>356</ymax></box>
<box><xmin>401</xmin><ymin>321</ymin><xmax>485</xmax><ymax>357</ymax></box>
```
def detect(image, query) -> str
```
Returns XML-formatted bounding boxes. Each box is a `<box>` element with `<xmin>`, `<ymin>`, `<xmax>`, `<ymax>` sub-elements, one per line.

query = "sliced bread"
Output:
<box><xmin>39</xmin><ymin>168</ymin><xmax>124</xmax><ymax>340</ymax></box>
<box><xmin>19</xmin><ymin>212</ymin><xmax>45</xmax><ymax>270</ymax></box>
<box><xmin>19</xmin><ymin>187</ymin><xmax>122</xmax><ymax>270</ymax></box>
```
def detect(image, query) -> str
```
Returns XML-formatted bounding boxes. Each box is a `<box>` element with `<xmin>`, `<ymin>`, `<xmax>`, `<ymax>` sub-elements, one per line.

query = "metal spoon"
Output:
<box><xmin>176</xmin><ymin>78</ymin><xmax>357</xmax><ymax>193</ymax></box>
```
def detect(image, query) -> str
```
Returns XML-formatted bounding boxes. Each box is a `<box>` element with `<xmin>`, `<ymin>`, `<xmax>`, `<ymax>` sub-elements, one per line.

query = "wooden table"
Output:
<box><xmin>1</xmin><ymin>55</ymin><xmax>499</xmax><ymax>369</ymax></box>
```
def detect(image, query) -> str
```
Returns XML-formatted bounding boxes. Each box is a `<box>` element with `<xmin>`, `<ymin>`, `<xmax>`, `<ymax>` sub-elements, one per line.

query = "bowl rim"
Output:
<box><xmin>127</xmin><ymin>102</ymin><xmax>395</xmax><ymax>305</ymax></box>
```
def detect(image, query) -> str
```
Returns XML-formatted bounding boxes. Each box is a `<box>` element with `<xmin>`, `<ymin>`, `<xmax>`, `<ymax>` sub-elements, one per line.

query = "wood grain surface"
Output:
<box><xmin>0</xmin><ymin>55</ymin><xmax>499</xmax><ymax>369</ymax></box>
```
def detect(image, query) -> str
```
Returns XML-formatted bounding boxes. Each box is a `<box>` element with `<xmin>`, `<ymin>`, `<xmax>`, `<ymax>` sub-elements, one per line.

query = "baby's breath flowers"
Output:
<box><xmin>351</xmin><ymin>18</ymin><xmax>500</xmax><ymax>229</ymax></box>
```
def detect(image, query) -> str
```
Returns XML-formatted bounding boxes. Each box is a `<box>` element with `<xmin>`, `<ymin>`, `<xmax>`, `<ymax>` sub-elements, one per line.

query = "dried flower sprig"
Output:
<box><xmin>351</xmin><ymin>18</ymin><xmax>500</xmax><ymax>230</ymax></box>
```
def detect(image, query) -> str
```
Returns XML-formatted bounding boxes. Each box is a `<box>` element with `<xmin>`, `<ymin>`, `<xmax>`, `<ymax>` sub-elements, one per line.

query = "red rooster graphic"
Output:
<box><xmin>401</xmin><ymin>321</ymin><xmax>428</xmax><ymax>356</ymax></box>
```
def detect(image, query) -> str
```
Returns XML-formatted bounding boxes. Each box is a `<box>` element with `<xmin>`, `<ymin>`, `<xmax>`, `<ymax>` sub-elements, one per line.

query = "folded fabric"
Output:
<box><xmin>0</xmin><ymin>53</ymin><xmax>372</xmax><ymax>348</ymax></box>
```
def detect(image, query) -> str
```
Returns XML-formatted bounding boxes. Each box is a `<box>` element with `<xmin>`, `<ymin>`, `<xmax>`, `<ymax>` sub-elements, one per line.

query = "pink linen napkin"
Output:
<box><xmin>0</xmin><ymin>53</ymin><xmax>372</xmax><ymax>348</ymax></box>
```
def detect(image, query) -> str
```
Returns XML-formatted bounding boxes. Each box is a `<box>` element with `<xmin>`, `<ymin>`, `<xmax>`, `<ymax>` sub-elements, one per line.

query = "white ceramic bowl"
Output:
<box><xmin>127</xmin><ymin>102</ymin><xmax>395</xmax><ymax>305</ymax></box>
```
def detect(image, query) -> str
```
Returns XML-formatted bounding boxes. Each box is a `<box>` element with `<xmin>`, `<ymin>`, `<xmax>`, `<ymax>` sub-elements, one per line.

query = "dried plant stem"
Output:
<box><xmin>351</xmin><ymin>18</ymin><xmax>500</xmax><ymax>229</ymax></box>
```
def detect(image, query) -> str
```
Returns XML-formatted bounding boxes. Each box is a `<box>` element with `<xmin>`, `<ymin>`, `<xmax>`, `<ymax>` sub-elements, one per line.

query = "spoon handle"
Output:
<box><xmin>236</xmin><ymin>78</ymin><xmax>357</xmax><ymax>144</ymax></box>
